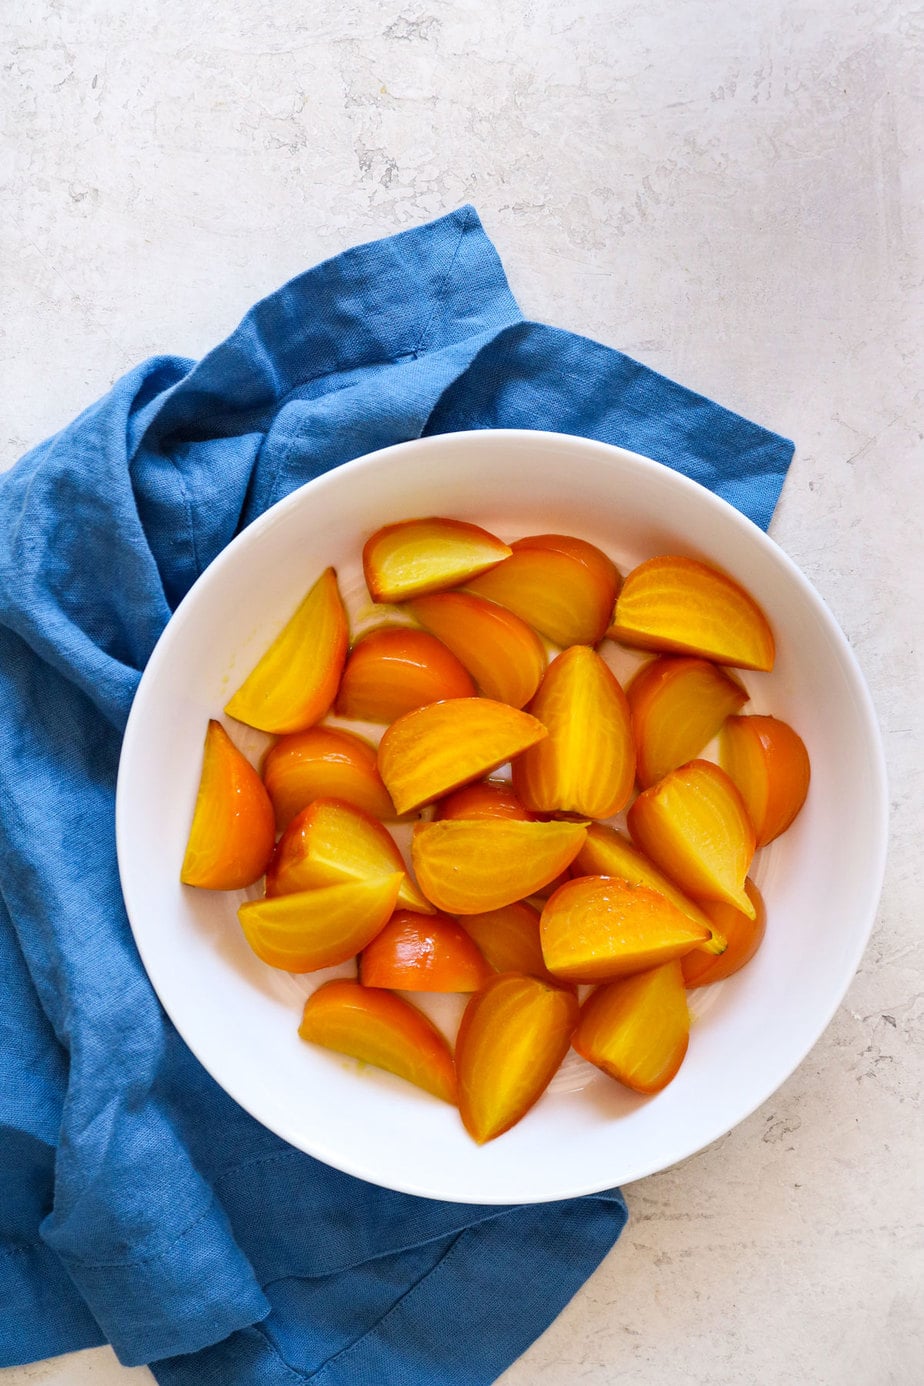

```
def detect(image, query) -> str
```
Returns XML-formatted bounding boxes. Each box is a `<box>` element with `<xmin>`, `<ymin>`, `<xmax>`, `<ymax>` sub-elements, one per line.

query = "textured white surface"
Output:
<box><xmin>1</xmin><ymin>1</ymin><xmax>921</xmax><ymax>1384</ymax></box>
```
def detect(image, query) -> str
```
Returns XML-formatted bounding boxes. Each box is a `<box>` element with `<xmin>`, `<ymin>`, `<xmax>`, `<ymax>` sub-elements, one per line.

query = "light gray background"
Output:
<box><xmin>2</xmin><ymin>2</ymin><xmax>921</xmax><ymax>1383</ymax></box>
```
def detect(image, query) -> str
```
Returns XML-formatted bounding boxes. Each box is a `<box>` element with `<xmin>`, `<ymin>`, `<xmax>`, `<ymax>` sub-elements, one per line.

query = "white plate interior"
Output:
<box><xmin>116</xmin><ymin>430</ymin><xmax>887</xmax><ymax>1203</ymax></box>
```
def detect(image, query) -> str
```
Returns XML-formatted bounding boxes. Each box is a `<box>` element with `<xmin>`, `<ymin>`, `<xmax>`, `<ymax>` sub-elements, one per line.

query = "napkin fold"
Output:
<box><xmin>0</xmin><ymin>207</ymin><xmax>794</xmax><ymax>1382</ymax></box>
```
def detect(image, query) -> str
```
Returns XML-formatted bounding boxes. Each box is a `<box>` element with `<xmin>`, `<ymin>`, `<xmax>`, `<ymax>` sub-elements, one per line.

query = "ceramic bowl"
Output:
<box><xmin>116</xmin><ymin>429</ymin><xmax>887</xmax><ymax>1203</ymax></box>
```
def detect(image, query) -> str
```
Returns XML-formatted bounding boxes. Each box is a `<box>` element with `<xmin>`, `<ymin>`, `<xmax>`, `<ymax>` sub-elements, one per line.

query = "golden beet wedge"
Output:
<box><xmin>459</xmin><ymin>901</ymin><xmax>566</xmax><ymax>988</ymax></box>
<box><xmin>455</xmin><ymin>973</ymin><xmax>580</xmax><ymax>1143</ymax></box>
<box><xmin>720</xmin><ymin>714</ymin><xmax>811</xmax><ymax>846</ymax></box>
<box><xmin>573</xmin><ymin>961</ymin><xmax>690</xmax><ymax>1094</ymax></box>
<box><xmin>572</xmin><ymin>822</ymin><xmax>715</xmax><ymax>932</ymax></box>
<box><xmin>627</xmin><ymin>655</ymin><xmax>748</xmax><ymax>788</ymax></box>
<box><xmin>334</xmin><ymin>626</ymin><xmax>475</xmax><ymax>723</ymax></box>
<box><xmin>299</xmin><ymin>979</ymin><xmax>457</xmax><ymax>1104</ymax></box>
<box><xmin>512</xmin><ymin>645</ymin><xmax>635</xmax><ymax>819</ymax></box>
<box><xmin>360</xmin><ymin>910</ymin><xmax>492</xmax><ymax>992</ymax></box>
<box><xmin>265</xmin><ymin>798</ymin><xmax>432</xmax><ymax>914</ymax></box>
<box><xmin>682</xmin><ymin>880</ymin><xmax>766</xmax><ymax>988</ymax></box>
<box><xmin>434</xmin><ymin>779</ymin><xmax>536</xmax><ymax>822</ymax></box>
<box><xmin>627</xmin><ymin>759</ymin><xmax>757</xmax><ymax>918</ymax></box>
<box><xmin>262</xmin><ymin>727</ymin><xmax>396</xmax><ymax>830</ymax></box>
<box><xmin>225</xmin><ymin>567</ymin><xmax>348</xmax><ymax>733</ymax></box>
<box><xmin>181</xmin><ymin>720</ymin><xmax>276</xmax><ymax>890</ymax></box>
<box><xmin>607</xmin><ymin>555</ymin><xmax>775</xmax><ymax>672</ymax></box>
<box><xmin>466</xmin><ymin>533</ymin><xmax>619</xmax><ymax>646</ymax></box>
<box><xmin>362</xmin><ymin>516</ymin><xmax>511</xmax><ymax>603</ymax></box>
<box><xmin>407</xmin><ymin>591</ymin><xmax>547</xmax><ymax>709</ymax></box>
<box><xmin>238</xmin><ymin>873</ymin><xmax>402</xmax><ymax>972</ymax></box>
<box><xmin>540</xmin><ymin>874</ymin><xmax>721</xmax><ymax>983</ymax></box>
<box><xmin>411</xmin><ymin>818</ymin><xmax>587</xmax><ymax>915</ymax></box>
<box><xmin>377</xmin><ymin>697</ymin><xmax>547</xmax><ymax>815</ymax></box>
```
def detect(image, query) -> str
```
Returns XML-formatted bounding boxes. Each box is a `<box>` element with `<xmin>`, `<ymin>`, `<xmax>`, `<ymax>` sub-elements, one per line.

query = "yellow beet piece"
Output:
<box><xmin>540</xmin><ymin>874</ymin><xmax>720</xmax><ymax>983</ymax></box>
<box><xmin>265</xmin><ymin>798</ymin><xmax>432</xmax><ymax>914</ymax></box>
<box><xmin>300</xmin><ymin>980</ymin><xmax>457</xmax><ymax>1104</ymax></box>
<box><xmin>573</xmin><ymin>962</ymin><xmax>690</xmax><ymax>1093</ymax></box>
<box><xmin>225</xmin><ymin>567</ymin><xmax>348</xmax><ymax>734</ymax></box>
<box><xmin>573</xmin><ymin>823</ymin><xmax>715</xmax><ymax>933</ymax></box>
<box><xmin>411</xmin><ymin>818</ymin><xmax>587</xmax><ymax>914</ymax></box>
<box><xmin>607</xmin><ymin>555</ymin><xmax>775</xmax><ymax>672</ymax></box>
<box><xmin>467</xmin><ymin>534</ymin><xmax>619</xmax><ymax>646</ymax></box>
<box><xmin>720</xmin><ymin>714</ymin><xmax>811</xmax><ymax>846</ymax></box>
<box><xmin>180</xmin><ymin>720</ymin><xmax>275</xmax><ymax>890</ymax></box>
<box><xmin>513</xmin><ymin>645</ymin><xmax>635</xmax><ymax>819</ymax></box>
<box><xmin>627</xmin><ymin>655</ymin><xmax>748</xmax><ymax>787</ymax></box>
<box><xmin>238</xmin><ymin>874</ymin><xmax>402</xmax><ymax>972</ymax></box>
<box><xmin>408</xmin><ymin>591</ymin><xmax>547</xmax><ymax>709</ymax></box>
<box><xmin>456</xmin><ymin>974</ymin><xmax>579</xmax><ymax>1142</ymax></box>
<box><xmin>377</xmin><ymin>697</ymin><xmax>547</xmax><ymax>815</ymax></box>
<box><xmin>363</xmin><ymin>516</ymin><xmax>511</xmax><ymax>603</ymax></box>
<box><xmin>627</xmin><ymin>759</ymin><xmax>756</xmax><ymax>918</ymax></box>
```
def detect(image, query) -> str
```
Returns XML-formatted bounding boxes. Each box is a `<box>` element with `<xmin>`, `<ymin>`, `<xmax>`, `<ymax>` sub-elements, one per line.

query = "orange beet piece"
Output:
<box><xmin>459</xmin><ymin>901</ymin><xmax>566</xmax><ymax>987</ymax></box>
<box><xmin>377</xmin><ymin>697</ymin><xmax>547</xmax><ymax>815</ymax></box>
<box><xmin>466</xmin><ymin>533</ymin><xmax>619</xmax><ymax>646</ymax></box>
<box><xmin>627</xmin><ymin>759</ymin><xmax>757</xmax><ymax>917</ymax></box>
<box><xmin>180</xmin><ymin>720</ymin><xmax>276</xmax><ymax>890</ymax></box>
<box><xmin>334</xmin><ymin>626</ymin><xmax>475</xmax><ymax>723</ymax></box>
<box><xmin>607</xmin><ymin>555</ymin><xmax>775</xmax><ymax>672</ymax></box>
<box><xmin>299</xmin><ymin>979</ymin><xmax>457</xmax><ymax>1104</ymax></box>
<box><xmin>540</xmin><ymin>874</ymin><xmax>720</xmax><ymax>983</ymax></box>
<box><xmin>360</xmin><ymin>910</ymin><xmax>492</xmax><ymax>992</ymax></box>
<box><xmin>407</xmin><ymin>591</ymin><xmax>547</xmax><ymax>709</ymax></box>
<box><xmin>434</xmin><ymin>780</ymin><xmax>535</xmax><ymax>822</ymax></box>
<box><xmin>225</xmin><ymin>567</ymin><xmax>348</xmax><ymax>733</ymax></box>
<box><xmin>456</xmin><ymin>973</ymin><xmax>579</xmax><ymax>1143</ymax></box>
<box><xmin>573</xmin><ymin>961</ymin><xmax>690</xmax><ymax>1093</ymax></box>
<box><xmin>412</xmin><ymin>819</ymin><xmax>587</xmax><ymax>915</ymax></box>
<box><xmin>513</xmin><ymin>645</ymin><xmax>635</xmax><ymax>819</ymax></box>
<box><xmin>627</xmin><ymin>655</ymin><xmax>748</xmax><ymax>788</ymax></box>
<box><xmin>363</xmin><ymin>516</ymin><xmax>511</xmax><ymax>603</ymax></box>
<box><xmin>682</xmin><ymin>880</ymin><xmax>766</xmax><ymax>988</ymax></box>
<box><xmin>720</xmin><ymin>714</ymin><xmax>811</xmax><ymax>846</ymax></box>
<box><xmin>238</xmin><ymin>873</ymin><xmax>402</xmax><ymax>972</ymax></box>
<box><xmin>262</xmin><ymin>727</ymin><xmax>396</xmax><ymax>830</ymax></box>
<box><xmin>265</xmin><ymin>798</ymin><xmax>431</xmax><ymax>913</ymax></box>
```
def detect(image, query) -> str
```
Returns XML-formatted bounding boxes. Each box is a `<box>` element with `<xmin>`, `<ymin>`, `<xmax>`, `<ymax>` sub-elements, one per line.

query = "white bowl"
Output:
<box><xmin>116</xmin><ymin>430</ymin><xmax>887</xmax><ymax>1204</ymax></box>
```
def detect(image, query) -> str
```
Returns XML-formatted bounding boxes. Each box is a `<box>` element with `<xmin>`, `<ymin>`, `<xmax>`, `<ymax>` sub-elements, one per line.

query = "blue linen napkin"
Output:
<box><xmin>0</xmin><ymin>207</ymin><xmax>794</xmax><ymax>1382</ymax></box>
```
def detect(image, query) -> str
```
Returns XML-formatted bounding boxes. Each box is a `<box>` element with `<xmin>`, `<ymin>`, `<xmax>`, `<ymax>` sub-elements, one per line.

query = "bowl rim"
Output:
<box><xmin>116</xmin><ymin>428</ymin><xmax>889</xmax><ymax>1201</ymax></box>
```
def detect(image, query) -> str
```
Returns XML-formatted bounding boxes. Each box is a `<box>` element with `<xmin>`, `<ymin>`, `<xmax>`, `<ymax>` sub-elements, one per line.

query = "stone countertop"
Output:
<box><xmin>1</xmin><ymin>2</ymin><xmax>921</xmax><ymax>1383</ymax></box>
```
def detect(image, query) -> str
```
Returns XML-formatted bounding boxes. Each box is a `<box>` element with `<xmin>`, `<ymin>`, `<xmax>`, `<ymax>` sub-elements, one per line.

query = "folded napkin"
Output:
<box><xmin>0</xmin><ymin>208</ymin><xmax>794</xmax><ymax>1383</ymax></box>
